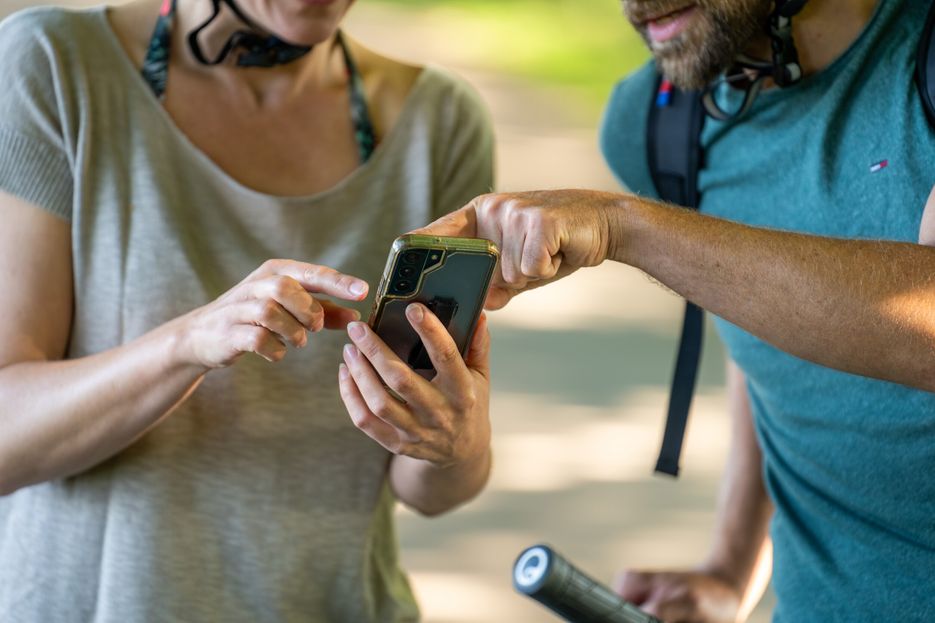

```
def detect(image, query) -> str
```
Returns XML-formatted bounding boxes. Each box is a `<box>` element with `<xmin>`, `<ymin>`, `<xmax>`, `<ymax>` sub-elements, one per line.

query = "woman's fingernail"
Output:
<box><xmin>350</xmin><ymin>309</ymin><xmax>361</xmax><ymax>321</ymax></box>
<box><xmin>344</xmin><ymin>344</ymin><xmax>359</xmax><ymax>360</ymax></box>
<box><xmin>347</xmin><ymin>321</ymin><xmax>365</xmax><ymax>341</ymax></box>
<box><xmin>339</xmin><ymin>363</ymin><xmax>349</xmax><ymax>380</ymax></box>
<box><xmin>350</xmin><ymin>281</ymin><xmax>367</xmax><ymax>296</ymax></box>
<box><xmin>406</xmin><ymin>304</ymin><xmax>424</xmax><ymax>323</ymax></box>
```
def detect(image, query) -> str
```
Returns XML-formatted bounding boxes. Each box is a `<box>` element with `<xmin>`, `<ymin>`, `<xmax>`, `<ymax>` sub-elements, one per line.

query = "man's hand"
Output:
<box><xmin>614</xmin><ymin>569</ymin><xmax>743</xmax><ymax>623</ymax></box>
<box><xmin>419</xmin><ymin>190</ymin><xmax>627</xmax><ymax>309</ymax></box>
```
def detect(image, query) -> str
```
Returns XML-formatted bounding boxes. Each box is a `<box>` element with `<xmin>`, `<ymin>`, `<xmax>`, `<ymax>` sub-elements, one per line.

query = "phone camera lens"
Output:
<box><xmin>402</xmin><ymin>251</ymin><xmax>422</xmax><ymax>265</ymax></box>
<box><xmin>399</xmin><ymin>265</ymin><xmax>416</xmax><ymax>278</ymax></box>
<box><xmin>394</xmin><ymin>280</ymin><xmax>412</xmax><ymax>293</ymax></box>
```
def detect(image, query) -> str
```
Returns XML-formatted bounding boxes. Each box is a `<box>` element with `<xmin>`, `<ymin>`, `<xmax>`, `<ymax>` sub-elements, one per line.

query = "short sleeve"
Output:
<box><xmin>0</xmin><ymin>9</ymin><xmax>75</xmax><ymax>220</ymax></box>
<box><xmin>430</xmin><ymin>72</ymin><xmax>495</xmax><ymax>220</ymax></box>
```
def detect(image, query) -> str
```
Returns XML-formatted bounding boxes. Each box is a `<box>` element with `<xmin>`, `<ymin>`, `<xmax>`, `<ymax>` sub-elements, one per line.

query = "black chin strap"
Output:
<box><xmin>702</xmin><ymin>0</ymin><xmax>809</xmax><ymax>120</ymax></box>
<box><xmin>188</xmin><ymin>0</ymin><xmax>312</xmax><ymax>68</ymax></box>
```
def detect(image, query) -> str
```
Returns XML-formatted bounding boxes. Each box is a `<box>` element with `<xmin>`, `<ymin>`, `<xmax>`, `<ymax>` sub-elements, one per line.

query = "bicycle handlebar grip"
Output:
<box><xmin>513</xmin><ymin>544</ymin><xmax>663</xmax><ymax>623</ymax></box>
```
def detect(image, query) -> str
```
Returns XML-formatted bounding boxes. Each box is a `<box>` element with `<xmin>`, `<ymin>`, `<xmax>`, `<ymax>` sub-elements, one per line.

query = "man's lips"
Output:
<box><xmin>642</xmin><ymin>4</ymin><xmax>699</xmax><ymax>44</ymax></box>
<box><xmin>634</xmin><ymin>3</ymin><xmax>696</xmax><ymax>25</ymax></box>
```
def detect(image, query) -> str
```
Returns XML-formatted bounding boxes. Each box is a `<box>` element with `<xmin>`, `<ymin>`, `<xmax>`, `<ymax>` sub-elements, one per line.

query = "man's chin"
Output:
<box><xmin>655</xmin><ymin>56</ymin><xmax>719</xmax><ymax>91</ymax></box>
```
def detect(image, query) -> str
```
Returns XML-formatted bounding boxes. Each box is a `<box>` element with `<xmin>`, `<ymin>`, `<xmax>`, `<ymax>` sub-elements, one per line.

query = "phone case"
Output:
<box><xmin>368</xmin><ymin>235</ymin><xmax>499</xmax><ymax>376</ymax></box>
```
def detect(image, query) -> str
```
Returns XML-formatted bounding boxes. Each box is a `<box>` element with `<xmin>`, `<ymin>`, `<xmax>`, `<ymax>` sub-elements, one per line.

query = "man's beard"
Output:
<box><xmin>624</xmin><ymin>0</ymin><xmax>771</xmax><ymax>90</ymax></box>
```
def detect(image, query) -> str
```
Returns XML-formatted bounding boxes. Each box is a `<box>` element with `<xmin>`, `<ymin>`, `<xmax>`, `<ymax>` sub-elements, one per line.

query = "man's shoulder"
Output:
<box><xmin>607</xmin><ymin>61</ymin><xmax>660</xmax><ymax>111</ymax></box>
<box><xmin>599</xmin><ymin>61</ymin><xmax>659</xmax><ymax>198</ymax></box>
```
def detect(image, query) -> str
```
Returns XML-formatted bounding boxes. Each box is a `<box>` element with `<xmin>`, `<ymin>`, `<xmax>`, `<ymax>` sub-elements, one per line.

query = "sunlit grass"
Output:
<box><xmin>371</xmin><ymin>0</ymin><xmax>651</xmax><ymax>110</ymax></box>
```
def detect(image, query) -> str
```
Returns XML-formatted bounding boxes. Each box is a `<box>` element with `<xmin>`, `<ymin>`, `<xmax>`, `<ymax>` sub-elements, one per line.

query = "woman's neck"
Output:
<box><xmin>173</xmin><ymin>0</ymin><xmax>345</xmax><ymax>106</ymax></box>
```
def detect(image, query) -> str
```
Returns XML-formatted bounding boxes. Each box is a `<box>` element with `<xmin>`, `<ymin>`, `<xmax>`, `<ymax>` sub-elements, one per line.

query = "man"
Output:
<box><xmin>424</xmin><ymin>0</ymin><xmax>935</xmax><ymax>621</ymax></box>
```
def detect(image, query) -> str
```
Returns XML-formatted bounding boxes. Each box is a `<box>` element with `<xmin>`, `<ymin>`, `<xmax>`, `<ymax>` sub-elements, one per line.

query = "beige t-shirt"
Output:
<box><xmin>0</xmin><ymin>6</ymin><xmax>493</xmax><ymax>622</ymax></box>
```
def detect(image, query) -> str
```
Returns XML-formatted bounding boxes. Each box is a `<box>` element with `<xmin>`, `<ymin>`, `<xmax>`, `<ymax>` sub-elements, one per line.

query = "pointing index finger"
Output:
<box><xmin>257</xmin><ymin>260</ymin><xmax>369</xmax><ymax>301</ymax></box>
<box><xmin>411</xmin><ymin>201</ymin><xmax>479</xmax><ymax>238</ymax></box>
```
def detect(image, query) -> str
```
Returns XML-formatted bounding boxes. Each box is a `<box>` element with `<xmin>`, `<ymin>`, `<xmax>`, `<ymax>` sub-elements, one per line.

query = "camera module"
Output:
<box><xmin>402</xmin><ymin>251</ymin><xmax>423</xmax><ymax>265</ymax></box>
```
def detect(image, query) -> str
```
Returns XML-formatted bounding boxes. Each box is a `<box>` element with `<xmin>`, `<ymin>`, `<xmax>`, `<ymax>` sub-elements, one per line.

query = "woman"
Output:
<box><xmin>0</xmin><ymin>0</ymin><xmax>494</xmax><ymax>620</ymax></box>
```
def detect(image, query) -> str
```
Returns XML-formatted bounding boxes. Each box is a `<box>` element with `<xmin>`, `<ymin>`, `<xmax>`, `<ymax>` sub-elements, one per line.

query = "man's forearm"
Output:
<box><xmin>389</xmin><ymin>446</ymin><xmax>492</xmax><ymax>517</ymax></box>
<box><xmin>614</xmin><ymin>197</ymin><xmax>935</xmax><ymax>391</ymax></box>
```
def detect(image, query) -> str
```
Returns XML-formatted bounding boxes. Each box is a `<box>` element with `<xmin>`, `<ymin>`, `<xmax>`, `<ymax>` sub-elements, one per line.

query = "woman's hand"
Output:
<box><xmin>614</xmin><ymin>568</ymin><xmax>744</xmax><ymax>623</ymax></box>
<box><xmin>175</xmin><ymin>259</ymin><xmax>368</xmax><ymax>370</ymax></box>
<box><xmin>338</xmin><ymin>304</ymin><xmax>490</xmax><ymax>468</ymax></box>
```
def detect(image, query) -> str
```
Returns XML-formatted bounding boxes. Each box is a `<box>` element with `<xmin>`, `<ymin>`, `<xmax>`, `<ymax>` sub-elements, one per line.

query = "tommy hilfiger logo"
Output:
<box><xmin>870</xmin><ymin>160</ymin><xmax>889</xmax><ymax>173</ymax></box>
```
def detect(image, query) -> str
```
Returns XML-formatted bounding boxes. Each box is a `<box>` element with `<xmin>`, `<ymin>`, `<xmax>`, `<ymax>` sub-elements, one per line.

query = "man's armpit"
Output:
<box><xmin>918</xmin><ymin>184</ymin><xmax>935</xmax><ymax>246</ymax></box>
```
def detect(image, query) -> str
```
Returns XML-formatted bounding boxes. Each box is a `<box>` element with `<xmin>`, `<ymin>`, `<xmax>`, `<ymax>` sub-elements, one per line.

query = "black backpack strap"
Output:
<box><xmin>916</xmin><ymin>1</ymin><xmax>935</xmax><ymax>128</ymax></box>
<box><xmin>647</xmin><ymin>79</ymin><xmax>705</xmax><ymax>207</ymax></box>
<box><xmin>647</xmin><ymin>76</ymin><xmax>706</xmax><ymax>477</ymax></box>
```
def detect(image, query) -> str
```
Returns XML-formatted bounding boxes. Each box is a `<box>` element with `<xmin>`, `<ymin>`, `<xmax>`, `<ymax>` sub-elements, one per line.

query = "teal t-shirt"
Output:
<box><xmin>600</xmin><ymin>1</ymin><xmax>935</xmax><ymax>620</ymax></box>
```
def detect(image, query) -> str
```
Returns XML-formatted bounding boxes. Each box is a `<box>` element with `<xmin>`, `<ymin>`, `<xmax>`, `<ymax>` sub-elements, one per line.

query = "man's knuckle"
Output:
<box><xmin>271</xmin><ymin>276</ymin><xmax>294</xmax><ymax>299</ymax></box>
<box><xmin>473</xmin><ymin>193</ymin><xmax>492</xmax><ymax>210</ymax></box>
<box><xmin>262</xmin><ymin>258</ymin><xmax>283</xmax><ymax>272</ymax></box>
<box><xmin>506</xmin><ymin>205</ymin><xmax>524</xmax><ymax>225</ymax></box>
<box><xmin>258</xmin><ymin>299</ymin><xmax>279</xmax><ymax>322</ymax></box>
<box><xmin>269</xmin><ymin>347</ymin><xmax>286</xmax><ymax>362</ymax></box>
<box><xmin>246</xmin><ymin>328</ymin><xmax>267</xmax><ymax>351</ymax></box>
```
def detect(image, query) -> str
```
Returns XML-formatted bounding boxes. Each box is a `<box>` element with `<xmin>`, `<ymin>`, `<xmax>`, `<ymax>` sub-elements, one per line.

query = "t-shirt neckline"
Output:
<box><xmin>94</xmin><ymin>6</ymin><xmax>432</xmax><ymax>204</ymax></box>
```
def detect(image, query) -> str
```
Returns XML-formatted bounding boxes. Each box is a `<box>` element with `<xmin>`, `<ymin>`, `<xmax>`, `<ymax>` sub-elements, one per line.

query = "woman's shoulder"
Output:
<box><xmin>0</xmin><ymin>5</ymin><xmax>100</xmax><ymax>54</ymax></box>
<box><xmin>0</xmin><ymin>7</ymin><xmax>105</xmax><ymax>113</ymax></box>
<box><xmin>0</xmin><ymin>5</ymin><xmax>111</xmax><ymax>92</ymax></box>
<box><xmin>0</xmin><ymin>5</ymin><xmax>73</xmax><ymax>33</ymax></box>
<box><xmin>411</xmin><ymin>65</ymin><xmax>487</xmax><ymax>111</ymax></box>
<box><xmin>350</xmin><ymin>39</ymin><xmax>489</xmax><ymax>139</ymax></box>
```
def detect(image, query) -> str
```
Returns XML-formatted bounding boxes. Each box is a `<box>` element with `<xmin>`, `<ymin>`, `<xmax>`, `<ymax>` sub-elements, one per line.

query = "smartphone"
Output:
<box><xmin>368</xmin><ymin>234</ymin><xmax>500</xmax><ymax>376</ymax></box>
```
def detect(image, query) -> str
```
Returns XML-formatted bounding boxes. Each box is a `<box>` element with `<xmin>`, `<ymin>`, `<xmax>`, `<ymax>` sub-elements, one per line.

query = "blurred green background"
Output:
<box><xmin>0</xmin><ymin>0</ymin><xmax>774</xmax><ymax>621</ymax></box>
<box><xmin>365</xmin><ymin>0</ymin><xmax>650</xmax><ymax>114</ymax></box>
